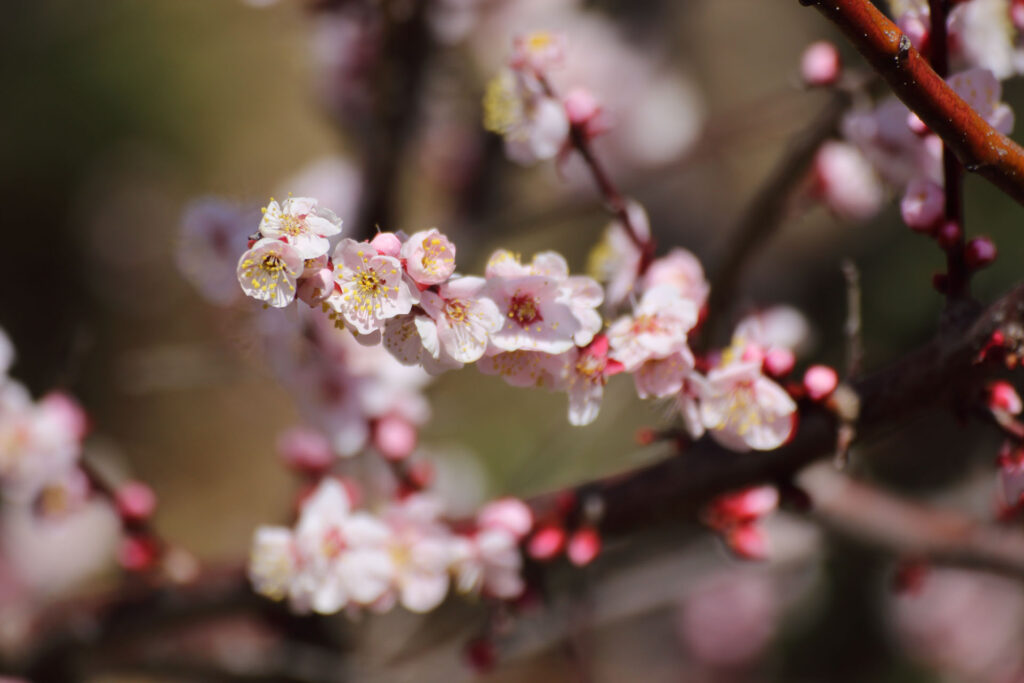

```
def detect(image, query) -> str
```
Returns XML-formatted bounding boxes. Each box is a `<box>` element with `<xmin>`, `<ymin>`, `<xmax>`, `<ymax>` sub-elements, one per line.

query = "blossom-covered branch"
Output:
<box><xmin>798</xmin><ymin>0</ymin><xmax>1024</xmax><ymax>206</ymax></box>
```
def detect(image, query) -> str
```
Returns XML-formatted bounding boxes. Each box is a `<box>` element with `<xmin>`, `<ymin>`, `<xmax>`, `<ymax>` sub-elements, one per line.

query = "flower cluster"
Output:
<box><xmin>249</xmin><ymin>478</ymin><xmax>532</xmax><ymax>615</ymax></box>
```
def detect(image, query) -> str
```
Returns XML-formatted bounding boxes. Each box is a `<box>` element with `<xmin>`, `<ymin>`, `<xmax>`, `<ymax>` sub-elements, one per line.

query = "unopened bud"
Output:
<box><xmin>966</xmin><ymin>236</ymin><xmax>997</xmax><ymax>270</ymax></box>
<box><xmin>803</xmin><ymin>365</ymin><xmax>838</xmax><ymax>401</ymax></box>
<box><xmin>115</xmin><ymin>481</ymin><xmax>157</xmax><ymax>522</ymax></box>
<box><xmin>800</xmin><ymin>41</ymin><xmax>841</xmax><ymax>86</ymax></box>
<box><xmin>527</xmin><ymin>524</ymin><xmax>566</xmax><ymax>561</ymax></box>
<box><xmin>567</xmin><ymin>526</ymin><xmax>601</xmax><ymax>566</ymax></box>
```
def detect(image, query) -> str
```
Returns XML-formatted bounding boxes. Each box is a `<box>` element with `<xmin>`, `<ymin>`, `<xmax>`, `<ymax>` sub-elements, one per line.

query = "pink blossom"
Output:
<box><xmin>633</xmin><ymin>351</ymin><xmax>695</xmax><ymax>400</ymax></box>
<box><xmin>483</xmin><ymin>274</ymin><xmax>582</xmax><ymax>354</ymax></box>
<box><xmin>549</xmin><ymin>335</ymin><xmax>624</xmax><ymax>426</ymax></box>
<box><xmin>400</xmin><ymin>229</ymin><xmax>457</xmax><ymax>286</ymax></box>
<box><xmin>948</xmin><ymin>67</ymin><xmax>1015</xmax><ymax>134</ymax></box>
<box><xmin>483</xmin><ymin>69</ymin><xmax>569</xmax><ymax>165</ymax></box>
<box><xmin>989</xmin><ymin>380</ymin><xmax>1022</xmax><ymax>415</ymax></box>
<box><xmin>258</xmin><ymin>197</ymin><xmax>343</xmax><ymax>260</ymax></box>
<box><xmin>588</xmin><ymin>201</ymin><xmax>651</xmax><ymax>309</ymax></box>
<box><xmin>901</xmin><ymin>178</ymin><xmax>945</xmax><ymax>233</ymax></box>
<box><xmin>607</xmin><ymin>286</ymin><xmax>698</xmax><ymax>371</ymax></box>
<box><xmin>327</xmin><ymin>238</ymin><xmax>415</xmax><ymax>335</ymax></box>
<box><xmin>380</xmin><ymin>494</ymin><xmax>456</xmax><ymax>613</ymax></box>
<box><xmin>177</xmin><ymin>198</ymin><xmax>252</xmax><ymax>306</ymax></box>
<box><xmin>382</xmin><ymin>313</ymin><xmax>464</xmax><ymax>375</ymax></box>
<box><xmin>814</xmin><ymin>141</ymin><xmax>885</xmax><ymax>221</ymax></box>
<box><xmin>733</xmin><ymin>306</ymin><xmax>813</xmax><ymax>357</ymax></box>
<box><xmin>370</xmin><ymin>231</ymin><xmax>402</xmax><ymax>257</ymax></box>
<box><xmin>477</xmin><ymin>349</ymin><xmax>561</xmax><ymax>388</ymax></box>
<box><xmin>452</xmin><ymin>527</ymin><xmax>525</xmax><ymax>599</ymax></box>
<box><xmin>699</xmin><ymin>360</ymin><xmax>797</xmax><ymax>452</ymax></box>
<box><xmin>372</xmin><ymin>414</ymin><xmax>418</xmax><ymax>461</ymax></box>
<box><xmin>278</xmin><ymin>427</ymin><xmax>334</xmax><ymax>472</ymax></box>
<box><xmin>419</xmin><ymin>276</ymin><xmax>503</xmax><ymax>363</ymax></box>
<box><xmin>477</xmin><ymin>497</ymin><xmax>533</xmax><ymax>539</ymax></box>
<box><xmin>641</xmin><ymin>247</ymin><xmax>710</xmax><ymax>310</ymax></box>
<box><xmin>237</xmin><ymin>238</ymin><xmax>303</xmax><ymax>308</ymax></box>
<box><xmin>510</xmin><ymin>31</ymin><xmax>566</xmax><ymax>73</ymax></box>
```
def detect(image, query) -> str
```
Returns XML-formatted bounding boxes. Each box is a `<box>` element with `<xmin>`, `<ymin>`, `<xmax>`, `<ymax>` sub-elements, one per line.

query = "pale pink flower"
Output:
<box><xmin>288</xmin><ymin>479</ymin><xmax>395</xmax><ymax>614</ymax></box>
<box><xmin>950</xmin><ymin>0</ymin><xmax>1024</xmax><ymax>79</ymax></box>
<box><xmin>381</xmin><ymin>494</ymin><xmax>455</xmax><ymax>613</ymax></box>
<box><xmin>477</xmin><ymin>497</ymin><xmax>533</xmax><ymax>539</ymax></box>
<box><xmin>484</xmin><ymin>248</ymin><xmax>569</xmax><ymax>279</ymax></box>
<box><xmin>382</xmin><ymin>313</ymin><xmax>464</xmax><ymax>375</ymax></box>
<box><xmin>676</xmin><ymin>376</ymin><xmax>706</xmax><ymax>440</ymax></box>
<box><xmin>452</xmin><ymin>528</ymin><xmax>525</xmax><ymax>599</ymax></box>
<box><xmin>842</xmin><ymin>97</ymin><xmax>941</xmax><ymax>187</ymax></box>
<box><xmin>400</xmin><ymin>229</ymin><xmax>457</xmax><ymax>286</ymax></box>
<box><xmin>483</xmin><ymin>275</ymin><xmax>582</xmax><ymax>354</ymax></box>
<box><xmin>248</xmin><ymin>527</ymin><xmax>297</xmax><ymax>603</ymax></box>
<box><xmin>699</xmin><ymin>360</ymin><xmax>797</xmax><ymax>452</ymax></box>
<box><xmin>562</xmin><ymin>275</ymin><xmax>603</xmax><ymax>347</ymax></box>
<box><xmin>327</xmin><ymin>239</ymin><xmax>415</xmax><ymax>335</ymax></box>
<box><xmin>278</xmin><ymin>427</ymin><xmax>334</xmax><ymax>472</ymax></box>
<box><xmin>948</xmin><ymin>67</ymin><xmax>1015</xmax><ymax>134</ymax></box>
<box><xmin>814</xmin><ymin>141</ymin><xmax>885</xmax><ymax>221</ymax></box>
<box><xmin>587</xmin><ymin>201</ymin><xmax>650</xmax><ymax>309</ymax></box>
<box><xmin>733</xmin><ymin>306</ymin><xmax>813</xmax><ymax>357</ymax></box>
<box><xmin>901</xmin><ymin>178</ymin><xmax>945</xmax><ymax>232</ymax></box>
<box><xmin>419</xmin><ymin>276</ymin><xmax>503</xmax><ymax>363</ymax></box>
<box><xmin>633</xmin><ymin>350</ymin><xmax>695</xmax><ymax>400</ymax></box>
<box><xmin>547</xmin><ymin>335</ymin><xmax>624</xmax><ymax>426</ymax></box>
<box><xmin>258</xmin><ymin>197</ymin><xmax>342</xmax><ymax>260</ymax></box>
<box><xmin>237</xmin><ymin>238</ymin><xmax>303</xmax><ymax>308</ymax></box>
<box><xmin>483</xmin><ymin>69</ymin><xmax>569</xmax><ymax>165</ymax></box>
<box><xmin>641</xmin><ymin>248</ymin><xmax>709</xmax><ymax>310</ymax></box>
<box><xmin>510</xmin><ymin>31</ymin><xmax>566</xmax><ymax>73</ymax></box>
<box><xmin>607</xmin><ymin>286</ymin><xmax>698</xmax><ymax>371</ymax></box>
<box><xmin>177</xmin><ymin>198</ymin><xmax>252</xmax><ymax>306</ymax></box>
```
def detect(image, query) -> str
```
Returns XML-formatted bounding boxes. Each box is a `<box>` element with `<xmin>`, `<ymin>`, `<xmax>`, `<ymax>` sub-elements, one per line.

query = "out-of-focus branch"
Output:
<box><xmin>706</xmin><ymin>90</ymin><xmax>850</xmax><ymax>342</ymax></box>
<box><xmin>798</xmin><ymin>0</ymin><xmax>1024</xmax><ymax>206</ymax></box>
<box><xmin>352</xmin><ymin>0</ymin><xmax>432</xmax><ymax>237</ymax></box>
<box><xmin>800</xmin><ymin>463</ymin><xmax>1024</xmax><ymax>576</ymax></box>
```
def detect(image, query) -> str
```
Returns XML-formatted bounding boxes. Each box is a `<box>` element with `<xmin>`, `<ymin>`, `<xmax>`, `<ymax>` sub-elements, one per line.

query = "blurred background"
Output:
<box><xmin>4</xmin><ymin>0</ymin><xmax>1024</xmax><ymax>680</ymax></box>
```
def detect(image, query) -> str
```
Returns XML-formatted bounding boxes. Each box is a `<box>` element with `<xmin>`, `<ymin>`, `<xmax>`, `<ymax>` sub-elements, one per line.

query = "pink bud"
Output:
<box><xmin>906</xmin><ymin>111</ymin><xmax>929</xmax><ymax>135</ymax></box>
<box><xmin>710</xmin><ymin>486</ymin><xmax>779</xmax><ymax>526</ymax></box>
<box><xmin>278</xmin><ymin>428</ymin><xmax>334</xmax><ymax>473</ymax></box>
<box><xmin>370</xmin><ymin>232</ymin><xmax>402</xmax><ymax>257</ymax></box>
<box><xmin>567</xmin><ymin>527</ymin><xmax>601</xmax><ymax>566</ymax></box>
<box><xmin>372</xmin><ymin>414</ymin><xmax>418</xmax><ymax>461</ymax></box>
<box><xmin>966</xmin><ymin>237</ymin><xmax>997</xmax><ymax>270</ymax></box>
<box><xmin>115</xmin><ymin>481</ymin><xmax>157</xmax><ymax>522</ymax></box>
<box><xmin>900</xmin><ymin>179</ymin><xmax>943</xmax><ymax>233</ymax></box>
<box><xmin>803</xmin><ymin>364</ymin><xmax>838</xmax><ymax>401</ymax></box>
<box><xmin>763</xmin><ymin>348</ymin><xmax>796</xmax><ymax>377</ymax></box>
<box><xmin>563</xmin><ymin>87</ymin><xmax>601</xmax><ymax>126</ymax></box>
<box><xmin>800</xmin><ymin>41</ymin><xmax>841</xmax><ymax>86</ymax></box>
<box><xmin>118</xmin><ymin>535</ymin><xmax>159</xmax><ymax>572</ymax></box>
<box><xmin>1013</xmin><ymin>0</ymin><xmax>1024</xmax><ymax>31</ymax></box>
<box><xmin>989</xmin><ymin>381</ymin><xmax>1023</xmax><ymax>415</ymax></box>
<box><xmin>724</xmin><ymin>523</ymin><xmax>769</xmax><ymax>561</ymax></box>
<box><xmin>477</xmin><ymin>498</ymin><xmax>534</xmax><ymax>539</ymax></box>
<box><xmin>740</xmin><ymin>344</ymin><xmax>765</xmax><ymax>365</ymax></box>
<box><xmin>527</xmin><ymin>524</ymin><xmax>566</xmax><ymax>561</ymax></box>
<box><xmin>936</xmin><ymin>221</ymin><xmax>962</xmax><ymax>249</ymax></box>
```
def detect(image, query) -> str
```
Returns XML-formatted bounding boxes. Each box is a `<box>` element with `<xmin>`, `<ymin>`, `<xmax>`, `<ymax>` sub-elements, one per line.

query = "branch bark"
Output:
<box><xmin>798</xmin><ymin>0</ymin><xmax>1024</xmax><ymax>206</ymax></box>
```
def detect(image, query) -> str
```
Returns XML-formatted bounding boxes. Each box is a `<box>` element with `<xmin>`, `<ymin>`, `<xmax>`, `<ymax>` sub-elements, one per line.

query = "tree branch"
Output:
<box><xmin>798</xmin><ymin>0</ymin><xmax>1024</xmax><ymax>206</ymax></box>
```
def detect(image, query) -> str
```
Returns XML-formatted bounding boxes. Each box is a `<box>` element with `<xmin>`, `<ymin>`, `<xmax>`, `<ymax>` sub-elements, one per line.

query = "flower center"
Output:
<box><xmin>356</xmin><ymin>268</ymin><xmax>384</xmax><ymax>295</ymax></box>
<box><xmin>509</xmin><ymin>292</ymin><xmax>542</xmax><ymax>326</ymax></box>
<box><xmin>322</xmin><ymin>527</ymin><xmax>347</xmax><ymax>559</ymax></box>
<box><xmin>445</xmin><ymin>299</ymin><xmax>469</xmax><ymax>323</ymax></box>
<box><xmin>262</xmin><ymin>254</ymin><xmax>286</xmax><ymax>272</ymax></box>
<box><xmin>575</xmin><ymin>353</ymin><xmax>605</xmax><ymax>380</ymax></box>
<box><xmin>279</xmin><ymin>214</ymin><xmax>306</xmax><ymax>236</ymax></box>
<box><xmin>483</xmin><ymin>74</ymin><xmax>523</xmax><ymax>135</ymax></box>
<box><xmin>421</xmin><ymin>237</ymin><xmax>453</xmax><ymax>276</ymax></box>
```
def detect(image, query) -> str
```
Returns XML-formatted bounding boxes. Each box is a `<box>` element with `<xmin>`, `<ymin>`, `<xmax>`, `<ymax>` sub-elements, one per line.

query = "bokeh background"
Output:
<box><xmin>4</xmin><ymin>0</ymin><xmax>1024</xmax><ymax>680</ymax></box>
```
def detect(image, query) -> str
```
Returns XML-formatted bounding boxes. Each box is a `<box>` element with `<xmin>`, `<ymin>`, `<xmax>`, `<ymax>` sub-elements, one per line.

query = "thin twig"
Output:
<box><xmin>841</xmin><ymin>259</ymin><xmax>864</xmax><ymax>379</ymax></box>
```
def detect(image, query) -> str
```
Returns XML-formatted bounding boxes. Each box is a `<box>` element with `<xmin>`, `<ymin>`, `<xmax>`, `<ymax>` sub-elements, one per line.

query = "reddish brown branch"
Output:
<box><xmin>799</xmin><ymin>0</ymin><xmax>1024</xmax><ymax>206</ymax></box>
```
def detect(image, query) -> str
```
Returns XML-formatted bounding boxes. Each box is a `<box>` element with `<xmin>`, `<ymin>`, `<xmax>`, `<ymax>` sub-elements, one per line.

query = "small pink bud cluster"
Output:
<box><xmin>703</xmin><ymin>486</ymin><xmax>779</xmax><ymax>560</ymax></box>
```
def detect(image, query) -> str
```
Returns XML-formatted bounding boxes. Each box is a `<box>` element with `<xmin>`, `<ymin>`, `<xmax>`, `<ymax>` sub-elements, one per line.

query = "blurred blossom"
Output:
<box><xmin>279</xmin><ymin>157</ymin><xmax>363</xmax><ymax>223</ymax></box>
<box><xmin>676</xmin><ymin>570</ymin><xmax>781</xmax><ymax>671</ymax></box>
<box><xmin>887</xmin><ymin>567</ymin><xmax>1024</xmax><ymax>681</ymax></box>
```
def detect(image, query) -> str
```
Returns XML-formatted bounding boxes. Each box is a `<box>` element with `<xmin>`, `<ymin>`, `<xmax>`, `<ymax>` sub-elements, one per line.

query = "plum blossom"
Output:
<box><xmin>698</xmin><ymin>357</ymin><xmax>797</xmax><ymax>452</ymax></box>
<box><xmin>177</xmin><ymin>199</ymin><xmax>253</xmax><ymax>306</ymax></box>
<box><xmin>948</xmin><ymin>67</ymin><xmax>1015</xmax><ymax>134</ymax></box>
<box><xmin>483</xmin><ymin>68</ymin><xmax>569</xmax><ymax>164</ymax></box>
<box><xmin>326</xmin><ymin>238</ymin><xmax>415</xmax><ymax>335</ymax></box>
<box><xmin>813</xmin><ymin>141</ymin><xmax>885</xmax><ymax>222</ymax></box>
<box><xmin>382</xmin><ymin>313</ymin><xmax>464</xmax><ymax>376</ymax></box>
<box><xmin>258</xmin><ymin>196</ymin><xmax>343</xmax><ymax>260</ymax></box>
<box><xmin>379</xmin><ymin>494</ymin><xmax>455</xmax><ymax>613</ymax></box>
<box><xmin>452</xmin><ymin>527</ymin><xmax>525</xmax><ymax>599</ymax></box>
<box><xmin>548</xmin><ymin>335</ymin><xmax>624</xmax><ymax>426</ymax></box>
<box><xmin>249</xmin><ymin>479</ymin><xmax>394</xmax><ymax>614</ymax></box>
<box><xmin>640</xmin><ymin>247</ymin><xmax>710</xmax><ymax>311</ymax></box>
<box><xmin>400</xmin><ymin>229</ymin><xmax>457</xmax><ymax>286</ymax></box>
<box><xmin>477</xmin><ymin>349</ymin><xmax>562</xmax><ymax>388</ymax></box>
<box><xmin>587</xmin><ymin>201</ymin><xmax>651</xmax><ymax>310</ymax></box>
<box><xmin>237</xmin><ymin>238</ymin><xmax>303</xmax><ymax>308</ymax></box>
<box><xmin>607</xmin><ymin>285</ymin><xmax>698</xmax><ymax>371</ymax></box>
<box><xmin>483</xmin><ymin>270</ymin><xmax>580</xmax><ymax>355</ymax></box>
<box><xmin>418</xmin><ymin>277</ymin><xmax>503</xmax><ymax>363</ymax></box>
